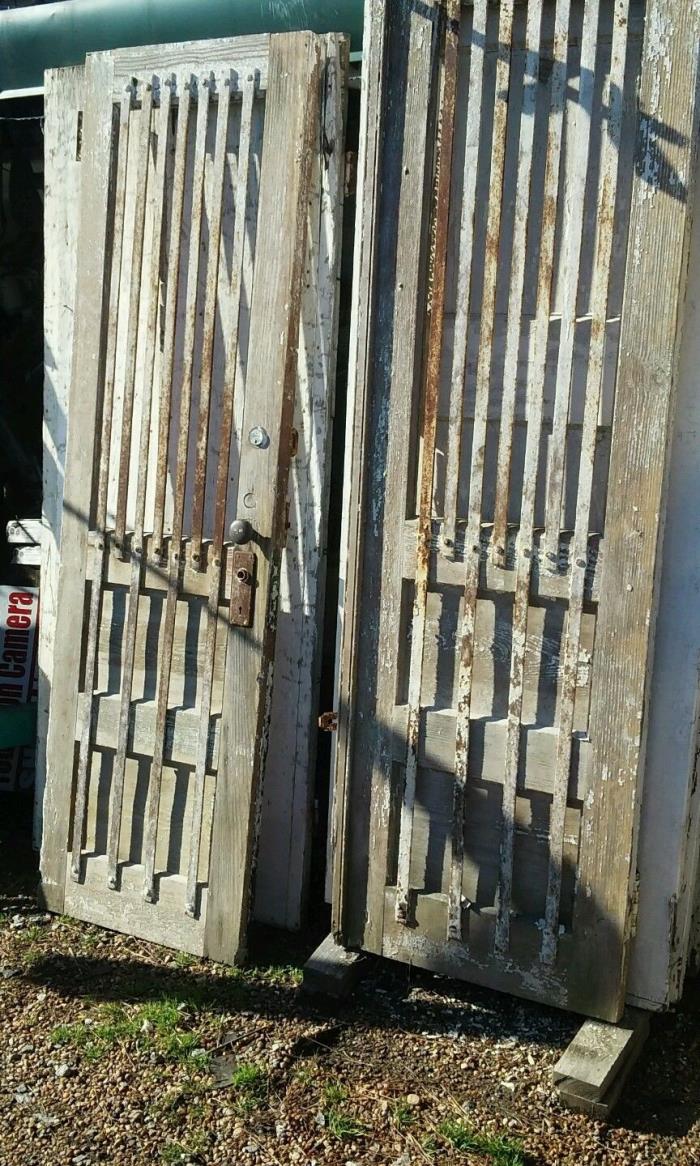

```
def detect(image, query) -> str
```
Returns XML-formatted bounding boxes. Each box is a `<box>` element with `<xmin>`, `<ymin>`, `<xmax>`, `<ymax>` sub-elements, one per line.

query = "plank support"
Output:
<box><xmin>302</xmin><ymin>934</ymin><xmax>368</xmax><ymax>999</ymax></box>
<box><xmin>553</xmin><ymin>1008</ymin><xmax>650</xmax><ymax>1119</ymax></box>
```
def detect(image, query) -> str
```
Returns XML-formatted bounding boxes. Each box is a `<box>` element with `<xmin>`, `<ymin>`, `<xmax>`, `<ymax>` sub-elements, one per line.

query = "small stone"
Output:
<box><xmin>54</xmin><ymin>1064</ymin><xmax>73</xmax><ymax>1079</ymax></box>
<box><xmin>140</xmin><ymin>1020</ymin><xmax>154</xmax><ymax>1034</ymax></box>
<box><xmin>36</xmin><ymin>1112</ymin><xmax>60</xmax><ymax>1128</ymax></box>
<box><xmin>405</xmin><ymin>1093</ymin><xmax>420</xmax><ymax>1107</ymax></box>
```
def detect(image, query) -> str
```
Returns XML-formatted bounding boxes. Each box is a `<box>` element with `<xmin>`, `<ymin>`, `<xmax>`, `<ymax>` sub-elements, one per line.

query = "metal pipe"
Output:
<box><xmin>0</xmin><ymin>0</ymin><xmax>363</xmax><ymax>94</ymax></box>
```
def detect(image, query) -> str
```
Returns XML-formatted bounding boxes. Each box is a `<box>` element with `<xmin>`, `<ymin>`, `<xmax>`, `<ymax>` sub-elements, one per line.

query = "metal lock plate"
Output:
<box><xmin>230</xmin><ymin>550</ymin><xmax>256</xmax><ymax>628</ymax></box>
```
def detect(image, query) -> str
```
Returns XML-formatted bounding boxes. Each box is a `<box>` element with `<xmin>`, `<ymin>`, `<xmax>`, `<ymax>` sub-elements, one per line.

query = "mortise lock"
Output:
<box><xmin>230</xmin><ymin>549</ymin><xmax>256</xmax><ymax>627</ymax></box>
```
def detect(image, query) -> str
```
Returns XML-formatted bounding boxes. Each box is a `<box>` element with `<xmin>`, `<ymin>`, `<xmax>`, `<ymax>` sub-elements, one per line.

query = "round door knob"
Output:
<box><xmin>229</xmin><ymin>519</ymin><xmax>253</xmax><ymax>545</ymax></box>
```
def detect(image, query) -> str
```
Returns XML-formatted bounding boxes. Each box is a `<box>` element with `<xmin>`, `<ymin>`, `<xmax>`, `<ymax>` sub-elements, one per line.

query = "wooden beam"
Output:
<box><xmin>570</xmin><ymin>0</ymin><xmax>700</xmax><ymax>1021</ymax></box>
<box><xmin>39</xmin><ymin>53</ymin><xmax>116</xmax><ymax>913</ymax></box>
<box><xmin>303</xmin><ymin>933</ymin><xmax>367</xmax><ymax>998</ymax></box>
<box><xmin>205</xmin><ymin>32</ymin><xmax>321</xmax><ymax>963</ymax></box>
<box><xmin>553</xmin><ymin>1009</ymin><xmax>650</xmax><ymax>1118</ymax></box>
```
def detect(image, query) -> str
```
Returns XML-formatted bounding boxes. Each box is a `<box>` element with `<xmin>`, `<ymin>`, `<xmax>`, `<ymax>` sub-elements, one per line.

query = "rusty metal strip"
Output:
<box><xmin>542</xmin><ymin>0</ymin><xmax>601</xmax><ymax>566</ymax></box>
<box><xmin>495</xmin><ymin>0</ymin><xmax>570</xmax><ymax>958</ymax></box>
<box><xmin>492</xmin><ymin>2</ymin><xmax>543</xmax><ymax>568</ymax></box>
<box><xmin>70</xmin><ymin>88</ymin><xmax>132</xmax><ymax>881</ymax></box>
<box><xmin>107</xmin><ymin>78</ymin><xmax>170</xmax><ymax>889</ymax></box>
<box><xmin>151</xmin><ymin>77</ymin><xmax>193</xmax><ymax>560</ymax></box>
<box><xmin>447</xmin><ymin>0</ymin><xmax>514</xmax><ymax>943</ymax></box>
<box><xmin>189</xmin><ymin>73</ymin><xmax>234</xmax><ymax>571</ymax></box>
<box><xmin>394</xmin><ymin>0</ymin><xmax>461</xmax><ymax>926</ymax></box>
<box><xmin>185</xmin><ymin>75</ymin><xmax>255</xmax><ymax>918</ymax></box>
<box><xmin>442</xmin><ymin>0</ymin><xmax>487</xmax><ymax>556</ymax></box>
<box><xmin>142</xmin><ymin>74</ymin><xmax>210</xmax><ymax>901</ymax></box>
<box><xmin>114</xmin><ymin>81</ymin><xmax>154</xmax><ymax>554</ymax></box>
<box><xmin>542</xmin><ymin>0</ymin><xmax>630</xmax><ymax>965</ymax></box>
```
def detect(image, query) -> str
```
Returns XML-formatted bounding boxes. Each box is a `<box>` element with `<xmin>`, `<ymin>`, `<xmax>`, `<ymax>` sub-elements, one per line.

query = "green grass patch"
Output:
<box><xmin>49</xmin><ymin>998</ymin><xmax>210</xmax><ymax>1068</ymax></box>
<box><xmin>326</xmin><ymin>1109</ymin><xmax>367</xmax><ymax>1140</ymax></box>
<box><xmin>229</xmin><ymin>1062</ymin><xmax>268</xmax><ymax>1114</ymax></box>
<box><xmin>173</xmin><ymin>951</ymin><xmax>198</xmax><ymax>970</ymax></box>
<box><xmin>391</xmin><ymin>1098</ymin><xmax>417</xmax><ymax>1130</ymax></box>
<box><xmin>225</xmin><ymin>962</ymin><xmax>303</xmax><ymax>988</ymax></box>
<box><xmin>323</xmin><ymin>1080</ymin><xmax>348</xmax><ymax>1107</ymax></box>
<box><xmin>438</xmin><ymin>1120</ymin><xmax>526</xmax><ymax>1166</ymax></box>
<box><xmin>160</xmin><ymin>1134</ymin><xmax>207</xmax><ymax>1165</ymax></box>
<box><xmin>321</xmin><ymin>1079</ymin><xmax>367</xmax><ymax>1141</ymax></box>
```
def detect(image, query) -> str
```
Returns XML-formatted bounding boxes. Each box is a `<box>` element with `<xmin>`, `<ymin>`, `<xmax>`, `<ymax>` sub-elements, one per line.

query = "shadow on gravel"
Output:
<box><xmin>3</xmin><ymin>791</ymin><xmax>700</xmax><ymax>1139</ymax></box>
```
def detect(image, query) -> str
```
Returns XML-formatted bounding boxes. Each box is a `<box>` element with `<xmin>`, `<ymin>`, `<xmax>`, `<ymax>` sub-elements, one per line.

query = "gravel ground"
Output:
<box><xmin>2</xmin><ymin>804</ymin><xmax>700</xmax><ymax>1166</ymax></box>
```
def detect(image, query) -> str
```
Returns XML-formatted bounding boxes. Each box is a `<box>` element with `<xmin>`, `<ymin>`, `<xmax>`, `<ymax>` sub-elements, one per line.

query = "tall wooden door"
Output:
<box><xmin>333</xmin><ymin>0</ymin><xmax>700</xmax><ymax>1021</ymax></box>
<box><xmin>40</xmin><ymin>32</ymin><xmax>333</xmax><ymax>963</ymax></box>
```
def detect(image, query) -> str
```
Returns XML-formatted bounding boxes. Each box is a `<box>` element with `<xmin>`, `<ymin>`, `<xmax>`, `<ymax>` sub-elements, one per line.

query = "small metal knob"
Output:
<box><xmin>249</xmin><ymin>426</ymin><xmax>269</xmax><ymax>449</ymax></box>
<box><xmin>229</xmin><ymin>519</ymin><xmax>253</xmax><ymax>545</ymax></box>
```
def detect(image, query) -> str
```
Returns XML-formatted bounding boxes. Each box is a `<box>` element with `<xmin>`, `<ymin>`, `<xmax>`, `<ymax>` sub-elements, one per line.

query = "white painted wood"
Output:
<box><xmin>492</xmin><ymin>0</ymin><xmax>542</xmax><ymax>565</ymax></box>
<box><xmin>442</xmin><ymin>0</ymin><xmax>486</xmax><ymax>553</ymax></box>
<box><xmin>449</xmin><ymin>0</ymin><xmax>514</xmax><ymax>942</ymax></box>
<box><xmin>39</xmin><ymin>44</ymin><xmax>344</xmax><ymax>930</ymax></box>
<box><xmin>628</xmin><ymin>154</ymin><xmax>700</xmax><ymax>1008</ymax></box>
<box><xmin>543</xmin><ymin>0</ymin><xmax>629</xmax><ymax>966</ymax></box>
<box><xmin>36</xmin><ymin>66</ymin><xmax>84</xmax><ymax>850</ymax></box>
<box><xmin>496</xmin><ymin>0</ymin><xmax>569</xmax><ymax>956</ymax></box>
<box><xmin>6</xmin><ymin>519</ymin><xmax>44</xmax><ymax>545</ymax></box>
<box><xmin>255</xmin><ymin>38</ymin><xmax>346</xmax><ymax>929</ymax></box>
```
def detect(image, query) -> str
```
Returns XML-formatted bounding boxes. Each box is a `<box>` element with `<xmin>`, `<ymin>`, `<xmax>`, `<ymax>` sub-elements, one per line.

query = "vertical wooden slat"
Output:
<box><xmin>205</xmin><ymin>33</ymin><xmax>320</xmax><ymax>962</ymax></box>
<box><xmin>542</xmin><ymin>0</ymin><xmax>629</xmax><ymax>965</ymax></box>
<box><xmin>70</xmin><ymin>88</ymin><xmax>132</xmax><ymax>879</ymax></box>
<box><xmin>257</xmin><ymin>35</ymin><xmax>347</xmax><ymax>929</ymax></box>
<box><xmin>151</xmin><ymin>79</ymin><xmax>192</xmax><ymax>560</ymax></box>
<box><xmin>492</xmin><ymin>2</ymin><xmax>543</xmax><ymax>568</ymax></box>
<box><xmin>442</xmin><ymin>0</ymin><xmax>487</xmax><ymax>555</ymax></box>
<box><xmin>395</xmin><ymin>0</ymin><xmax>461</xmax><ymax>925</ymax></box>
<box><xmin>447</xmin><ymin>0</ymin><xmax>514</xmax><ymax>942</ymax></box>
<box><xmin>185</xmin><ymin>76</ymin><xmax>253</xmax><ymax>918</ymax></box>
<box><xmin>570</xmin><ymin>0</ymin><xmax>700</xmax><ymax>1022</ymax></box>
<box><xmin>494</xmin><ymin>0</ymin><xmax>570</xmax><ymax>958</ymax></box>
<box><xmin>113</xmin><ymin>83</ymin><xmax>154</xmax><ymax>553</ymax></box>
<box><xmin>38</xmin><ymin>65</ymin><xmax>85</xmax><ymax>851</ymax></box>
<box><xmin>542</xmin><ymin>1</ymin><xmax>601</xmax><ymax>566</ymax></box>
<box><xmin>352</xmin><ymin>0</ymin><xmax>438</xmax><ymax>939</ymax></box>
<box><xmin>331</xmin><ymin>0</ymin><xmax>390</xmax><ymax>941</ymax></box>
<box><xmin>142</xmin><ymin>81</ymin><xmax>193</xmax><ymax>899</ymax></box>
<box><xmin>40</xmin><ymin>53</ymin><xmax>116</xmax><ymax>912</ymax></box>
<box><xmin>142</xmin><ymin>75</ymin><xmax>209</xmax><ymax>901</ymax></box>
<box><xmin>107</xmin><ymin>79</ymin><xmax>167</xmax><ymax>890</ymax></box>
<box><xmin>189</xmin><ymin>76</ymin><xmax>233</xmax><ymax>571</ymax></box>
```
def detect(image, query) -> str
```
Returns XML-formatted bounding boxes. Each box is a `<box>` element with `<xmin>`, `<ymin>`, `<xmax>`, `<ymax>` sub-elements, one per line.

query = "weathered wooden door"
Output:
<box><xmin>333</xmin><ymin>0</ymin><xmax>700</xmax><ymax>1021</ymax></box>
<box><xmin>40</xmin><ymin>32</ymin><xmax>333</xmax><ymax>962</ymax></box>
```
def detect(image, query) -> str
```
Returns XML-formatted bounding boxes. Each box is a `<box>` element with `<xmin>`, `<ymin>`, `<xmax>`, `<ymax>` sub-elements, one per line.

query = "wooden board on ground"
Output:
<box><xmin>39</xmin><ymin>36</ymin><xmax>346</xmax><ymax>933</ymax></box>
<box><xmin>553</xmin><ymin>1009</ymin><xmax>650</xmax><ymax>1118</ymax></box>
<box><xmin>40</xmin><ymin>32</ymin><xmax>343</xmax><ymax>962</ymax></box>
<box><xmin>332</xmin><ymin>0</ymin><xmax>700</xmax><ymax>1022</ymax></box>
